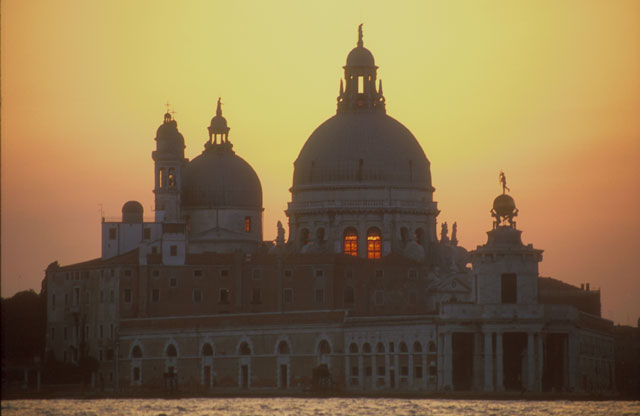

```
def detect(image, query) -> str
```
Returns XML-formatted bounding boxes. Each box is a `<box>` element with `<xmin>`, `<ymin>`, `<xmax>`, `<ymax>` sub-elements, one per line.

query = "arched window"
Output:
<box><xmin>132</xmin><ymin>345</ymin><xmax>143</xmax><ymax>358</ymax></box>
<box><xmin>239</xmin><ymin>342</ymin><xmax>251</xmax><ymax>355</ymax></box>
<box><xmin>344</xmin><ymin>286</ymin><xmax>354</xmax><ymax>304</ymax></box>
<box><xmin>202</xmin><ymin>343</ymin><xmax>213</xmax><ymax>356</ymax></box>
<box><xmin>367</xmin><ymin>227</ymin><xmax>382</xmax><ymax>259</ymax></box>
<box><xmin>349</xmin><ymin>343</ymin><xmax>359</xmax><ymax>354</ymax></box>
<box><xmin>158</xmin><ymin>168</ymin><xmax>165</xmax><ymax>188</ymax></box>
<box><xmin>400</xmin><ymin>227</ymin><xmax>409</xmax><ymax>246</ymax></box>
<box><xmin>376</xmin><ymin>342</ymin><xmax>385</xmax><ymax>353</ymax></box>
<box><xmin>428</xmin><ymin>341</ymin><xmax>437</xmax><ymax>353</ymax></box>
<box><xmin>318</xmin><ymin>340</ymin><xmax>331</xmax><ymax>355</ymax></box>
<box><xmin>413</xmin><ymin>341</ymin><xmax>422</xmax><ymax>353</ymax></box>
<box><xmin>168</xmin><ymin>168</ymin><xmax>176</xmax><ymax>188</ymax></box>
<box><xmin>300</xmin><ymin>228</ymin><xmax>310</xmax><ymax>247</ymax></box>
<box><xmin>362</xmin><ymin>343</ymin><xmax>372</xmax><ymax>354</ymax></box>
<box><xmin>343</xmin><ymin>228</ymin><xmax>358</xmax><ymax>256</ymax></box>
<box><xmin>399</xmin><ymin>342</ymin><xmax>408</xmax><ymax>353</ymax></box>
<box><xmin>415</xmin><ymin>228</ymin><xmax>425</xmax><ymax>246</ymax></box>
<box><xmin>278</xmin><ymin>341</ymin><xmax>290</xmax><ymax>355</ymax></box>
<box><xmin>166</xmin><ymin>344</ymin><xmax>177</xmax><ymax>357</ymax></box>
<box><xmin>316</xmin><ymin>227</ymin><xmax>325</xmax><ymax>244</ymax></box>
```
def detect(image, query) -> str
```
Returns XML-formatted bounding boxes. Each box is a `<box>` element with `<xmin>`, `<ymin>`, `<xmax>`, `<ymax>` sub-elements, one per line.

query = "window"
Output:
<box><xmin>168</xmin><ymin>168</ymin><xmax>175</xmax><ymax>188</ymax></box>
<box><xmin>283</xmin><ymin>288</ymin><xmax>293</xmax><ymax>304</ymax></box>
<box><xmin>124</xmin><ymin>289</ymin><xmax>132</xmax><ymax>303</ymax></box>
<box><xmin>377</xmin><ymin>366</ymin><xmax>385</xmax><ymax>376</ymax></box>
<box><xmin>221</xmin><ymin>269</ymin><xmax>229</xmax><ymax>278</ymax></box>
<box><xmin>358</xmin><ymin>75</ymin><xmax>364</xmax><ymax>93</ymax></box>
<box><xmin>315</xmin><ymin>289</ymin><xmax>324</xmax><ymax>304</ymax></box>
<box><xmin>389</xmin><ymin>342</ymin><xmax>395</xmax><ymax>353</ymax></box>
<box><xmin>166</xmin><ymin>344</ymin><xmax>177</xmax><ymax>357</ymax></box>
<box><xmin>219</xmin><ymin>288</ymin><xmax>230</xmax><ymax>304</ymax></box>
<box><xmin>415</xmin><ymin>367</ymin><xmax>423</xmax><ymax>378</ymax></box>
<box><xmin>109</xmin><ymin>228</ymin><xmax>117</xmax><ymax>240</ymax></box>
<box><xmin>375</xmin><ymin>269</ymin><xmax>384</xmax><ymax>278</ymax></box>
<box><xmin>375</xmin><ymin>291</ymin><xmax>384</xmax><ymax>306</ymax></box>
<box><xmin>252</xmin><ymin>288</ymin><xmax>262</xmax><ymax>304</ymax></box>
<box><xmin>413</xmin><ymin>341</ymin><xmax>422</xmax><ymax>353</ymax></box>
<box><xmin>284</xmin><ymin>269</ymin><xmax>292</xmax><ymax>278</ymax></box>
<box><xmin>202</xmin><ymin>343</ymin><xmax>213</xmax><ymax>356</ymax></box>
<box><xmin>193</xmin><ymin>288</ymin><xmax>202</xmax><ymax>303</ymax></box>
<box><xmin>194</xmin><ymin>270</ymin><xmax>203</xmax><ymax>278</ymax></box>
<box><xmin>344</xmin><ymin>286</ymin><xmax>354</xmax><ymax>304</ymax></box>
<box><xmin>299</xmin><ymin>228</ymin><xmax>310</xmax><ymax>246</ymax></box>
<box><xmin>501</xmin><ymin>273</ymin><xmax>517</xmax><ymax>304</ymax></box>
<box><xmin>239</xmin><ymin>342</ymin><xmax>251</xmax><ymax>355</ymax></box>
<box><xmin>343</xmin><ymin>228</ymin><xmax>358</xmax><ymax>256</ymax></box>
<box><xmin>367</xmin><ymin>227</ymin><xmax>382</xmax><ymax>259</ymax></box>
<box><xmin>400</xmin><ymin>366</ymin><xmax>408</xmax><ymax>376</ymax></box>
<box><xmin>143</xmin><ymin>227</ymin><xmax>151</xmax><ymax>240</ymax></box>
<box><xmin>151</xmin><ymin>289</ymin><xmax>160</xmax><ymax>302</ymax></box>
<box><xmin>315</xmin><ymin>269</ymin><xmax>324</xmax><ymax>278</ymax></box>
<box><xmin>169</xmin><ymin>278</ymin><xmax>177</xmax><ymax>288</ymax></box>
<box><xmin>415</xmin><ymin>228</ymin><xmax>425</xmax><ymax>245</ymax></box>
<box><xmin>365</xmin><ymin>366</ymin><xmax>372</xmax><ymax>377</ymax></box>
<box><xmin>170</xmin><ymin>245</ymin><xmax>178</xmax><ymax>256</ymax></box>
<box><xmin>158</xmin><ymin>168</ymin><xmax>164</xmax><ymax>188</ymax></box>
<box><xmin>278</xmin><ymin>341</ymin><xmax>290</xmax><ymax>355</ymax></box>
<box><xmin>244</xmin><ymin>216</ymin><xmax>251</xmax><ymax>232</ymax></box>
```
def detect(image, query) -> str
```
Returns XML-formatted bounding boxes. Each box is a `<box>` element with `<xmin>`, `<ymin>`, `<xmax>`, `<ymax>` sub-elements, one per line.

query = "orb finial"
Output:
<box><xmin>357</xmin><ymin>24</ymin><xmax>363</xmax><ymax>47</ymax></box>
<box><xmin>492</xmin><ymin>171</ymin><xmax>518</xmax><ymax>229</ymax></box>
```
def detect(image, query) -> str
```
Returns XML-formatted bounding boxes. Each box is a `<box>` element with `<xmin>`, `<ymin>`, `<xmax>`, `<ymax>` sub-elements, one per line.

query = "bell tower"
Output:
<box><xmin>152</xmin><ymin>110</ymin><xmax>187</xmax><ymax>222</ymax></box>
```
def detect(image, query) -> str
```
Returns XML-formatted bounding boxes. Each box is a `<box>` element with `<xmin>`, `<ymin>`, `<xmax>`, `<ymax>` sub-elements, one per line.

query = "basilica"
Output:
<box><xmin>44</xmin><ymin>27</ymin><xmax>615</xmax><ymax>395</ymax></box>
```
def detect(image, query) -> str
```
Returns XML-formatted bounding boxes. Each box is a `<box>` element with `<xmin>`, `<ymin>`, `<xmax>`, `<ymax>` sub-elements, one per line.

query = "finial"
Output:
<box><xmin>499</xmin><ymin>170</ymin><xmax>510</xmax><ymax>194</ymax></box>
<box><xmin>357</xmin><ymin>24</ymin><xmax>363</xmax><ymax>47</ymax></box>
<box><xmin>378</xmin><ymin>79</ymin><xmax>383</xmax><ymax>95</ymax></box>
<box><xmin>216</xmin><ymin>97</ymin><xmax>223</xmax><ymax>116</ymax></box>
<box><xmin>340</xmin><ymin>79</ymin><xmax>344</xmax><ymax>95</ymax></box>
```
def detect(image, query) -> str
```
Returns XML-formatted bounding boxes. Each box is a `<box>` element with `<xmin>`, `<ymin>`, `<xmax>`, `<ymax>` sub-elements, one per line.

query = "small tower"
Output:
<box><xmin>337</xmin><ymin>24</ymin><xmax>386</xmax><ymax>113</ymax></box>
<box><xmin>152</xmin><ymin>110</ymin><xmax>187</xmax><ymax>222</ymax></box>
<box><xmin>470</xmin><ymin>174</ymin><xmax>543</xmax><ymax>305</ymax></box>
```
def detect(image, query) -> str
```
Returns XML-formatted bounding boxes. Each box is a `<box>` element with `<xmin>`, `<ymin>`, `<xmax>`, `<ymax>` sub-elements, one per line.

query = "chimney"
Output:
<box><xmin>580</xmin><ymin>283</ymin><xmax>584</xmax><ymax>290</ymax></box>
<box><xmin>586</xmin><ymin>283</ymin><xmax>590</xmax><ymax>291</ymax></box>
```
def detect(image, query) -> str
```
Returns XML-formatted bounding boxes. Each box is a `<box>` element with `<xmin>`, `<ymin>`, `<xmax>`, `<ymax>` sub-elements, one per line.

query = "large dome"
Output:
<box><xmin>182</xmin><ymin>146</ymin><xmax>262</xmax><ymax>208</ymax></box>
<box><xmin>292</xmin><ymin>112</ymin><xmax>432</xmax><ymax>190</ymax></box>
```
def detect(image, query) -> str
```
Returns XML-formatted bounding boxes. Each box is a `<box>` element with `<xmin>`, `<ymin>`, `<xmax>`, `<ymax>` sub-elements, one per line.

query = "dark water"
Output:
<box><xmin>1</xmin><ymin>398</ymin><xmax>639</xmax><ymax>416</ymax></box>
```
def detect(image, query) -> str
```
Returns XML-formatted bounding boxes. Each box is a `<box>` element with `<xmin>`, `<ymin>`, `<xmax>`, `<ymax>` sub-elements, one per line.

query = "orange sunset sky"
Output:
<box><xmin>2</xmin><ymin>0</ymin><xmax>639</xmax><ymax>325</ymax></box>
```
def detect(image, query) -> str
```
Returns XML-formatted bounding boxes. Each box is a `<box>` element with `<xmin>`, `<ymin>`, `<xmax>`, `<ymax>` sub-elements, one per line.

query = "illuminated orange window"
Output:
<box><xmin>343</xmin><ymin>228</ymin><xmax>358</xmax><ymax>256</ymax></box>
<box><xmin>367</xmin><ymin>228</ymin><xmax>382</xmax><ymax>259</ymax></box>
<box><xmin>244</xmin><ymin>217</ymin><xmax>251</xmax><ymax>232</ymax></box>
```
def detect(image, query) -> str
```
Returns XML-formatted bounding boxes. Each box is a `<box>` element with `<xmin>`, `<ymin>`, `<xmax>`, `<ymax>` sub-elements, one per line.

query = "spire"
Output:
<box><xmin>378</xmin><ymin>79</ymin><xmax>383</xmax><ymax>95</ymax></box>
<box><xmin>357</xmin><ymin>23</ymin><xmax>363</xmax><ymax>48</ymax></box>
<box><xmin>340</xmin><ymin>79</ymin><xmax>344</xmax><ymax>95</ymax></box>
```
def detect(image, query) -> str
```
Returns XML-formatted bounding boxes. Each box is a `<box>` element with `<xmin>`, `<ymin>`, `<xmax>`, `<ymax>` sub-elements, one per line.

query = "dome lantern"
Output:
<box><xmin>337</xmin><ymin>25</ymin><xmax>386</xmax><ymax>114</ymax></box>
<box><xmin>207</xmin><ymin>97</ymin><xmax>231</xmax><ymax>146</ymax></box>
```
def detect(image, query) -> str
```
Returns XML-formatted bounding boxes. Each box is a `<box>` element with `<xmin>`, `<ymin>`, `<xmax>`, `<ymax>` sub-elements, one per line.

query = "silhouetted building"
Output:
<box><xmin>44</xmin><ymin>26</ymin><xmax>615</xmax><ymax>395</ymax></box>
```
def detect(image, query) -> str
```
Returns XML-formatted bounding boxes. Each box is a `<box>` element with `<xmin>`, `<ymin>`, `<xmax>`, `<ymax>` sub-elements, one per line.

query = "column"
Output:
<box><xmin>345</xmin><ymin>354</ymin><xmax>351</xmax><ymax>388</ymax></box>
<box><xmin>536</xmin><ymin>333</ymin><xmax>543</xmax><ymax>392</ymax></box>
<box><xmin>496</xmin><ymin>332</ymin><xmax>504</xmax><ymax>392</ymax></box>
<box><xmin>527</xmin><ymin>333</ymin><xmax>535</xmax><ymax>392</ymax></box>
<box><xmin>408</xmin><ymin>353</ymin><xmax>414</xmax><ymax>388</ymax></box>
<box><xmin>393</xmin><ymin>347</ymin><xmax>399</xmax><ymax>390</ymax></box>
<box><xmin>484</xmin><ymin>332</ymin><xmax>494</xmax><ymax>392</ymax></box>
<box><xmin>437</xmin><ymin>334</ymin><xmax>444</xmax><ymax>390</ymax></box>
<box><xmin>384</xmin><ymin>350</ymin><xmax>390</xmax><ymax>388</ymax></box>
<box><xmin>444</xmin><ymin>332</ymin><xmax>452</xmax><ymax>390</ymax></box>
<box><xmin>422</xmin><ymin>352</ymin><xmax>428</xmax><ymax>390</ymax></box>
<box><xmin>358</xmin><ymin>354</ymin><xmax>364</xmax><ymax>389</ymax></box>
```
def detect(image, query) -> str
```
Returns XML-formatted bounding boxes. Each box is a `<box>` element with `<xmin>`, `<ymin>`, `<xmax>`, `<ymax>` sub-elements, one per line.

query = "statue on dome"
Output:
<box><xmin>276</xmin><ymin>221</ymin><xmax>285</xmax><ymax>246</ymax></box>
<box><xmin>451</xmin><ymin>222</ymin><xmax>458</xmax><ymax>246</ymax></box>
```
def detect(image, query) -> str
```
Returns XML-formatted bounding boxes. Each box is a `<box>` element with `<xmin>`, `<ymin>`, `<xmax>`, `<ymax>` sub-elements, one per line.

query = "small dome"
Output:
<box><xmin>122</xmin><ymin>201</ymin><xmax>143</xmax><ymax>223</ymax></box>
<box><xmin>182</xmin><ymin>147</ymin><xmax>262</xmax><ymax>209</ymax></box>
<box><xmin>210</xmin><ymin>114</ymin><xmax>228</xmax><ymax>131</ymax></box>
<box><xmin>493</xmin><ymin>194</ymin><xmax>516</xmax><ymax>218</ymax></box>
<box><xmin>346</xmin><ymin>46</ymin><xmax>375</xmax><ymax>67</ymax></box>
<box><xmin>155</xmin><ymin>118</ymin><xmax>185</xmax><ymax>157</ymax></box>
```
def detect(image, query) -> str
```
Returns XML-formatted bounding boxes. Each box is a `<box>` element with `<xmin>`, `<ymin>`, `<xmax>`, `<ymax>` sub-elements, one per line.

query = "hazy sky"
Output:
<box><xmin>2</xmin><ymin>0</ymin><xmax>639</xmax><ymax>325</ymax></box>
